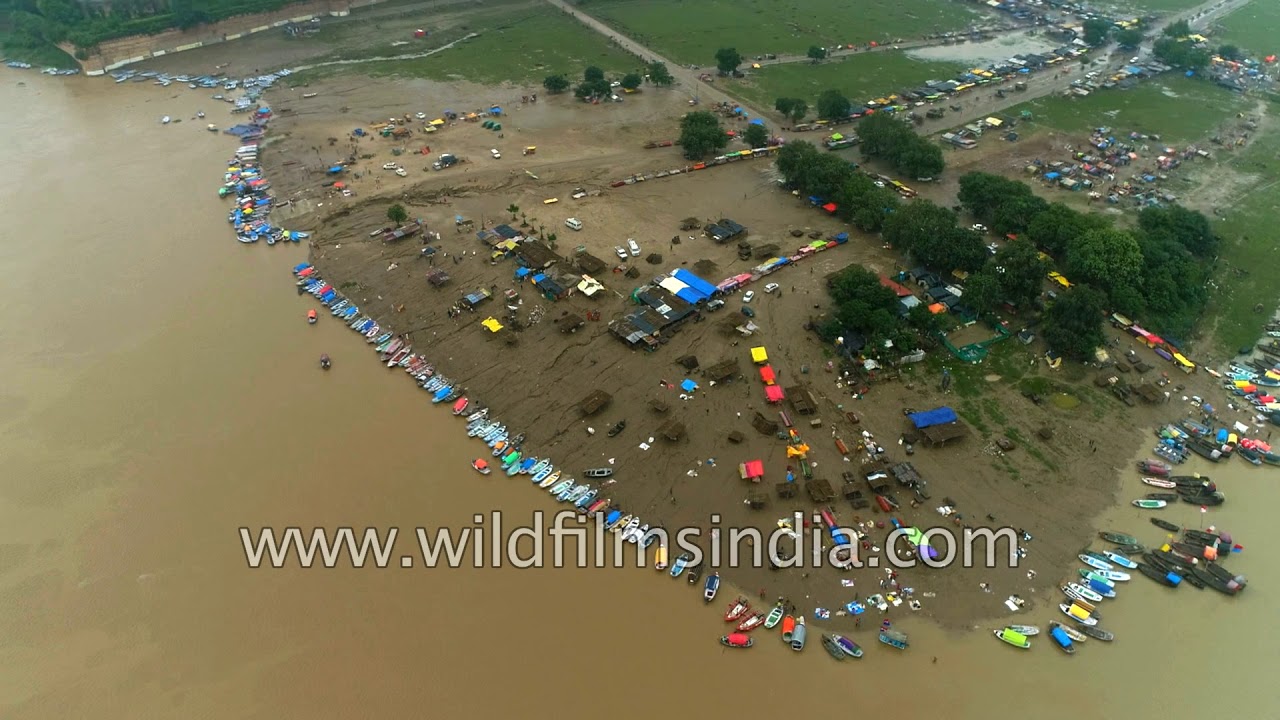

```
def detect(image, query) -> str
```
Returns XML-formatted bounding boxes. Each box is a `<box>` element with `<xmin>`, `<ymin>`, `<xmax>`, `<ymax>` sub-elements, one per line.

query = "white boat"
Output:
<box><xmin>1060</xmin><ymin>603</ymin><xmax>1097</xmax><ymax>627</ymax></box>
<box><xmin>538</xmin><ymin>470</ymin><xmax>562</xmax><ymax>489</ymax></box>
<box><xmin>617</xmin><ymin>517</ymin><xmax>641</xmax><ymax>538</ymax></box>
<box><xmin>1065</xmin><ymin>583</ymin><xmax>1104</xmax><ymax>603</ymax></box>
<box><xmin>161</xmin><ymin>115</ymin><xmax>171</xmax><ymax>124</ymax></box>
<box><xmin>1078</xmin><ymin>554</ymin><xmax>1114</xmax><ymax>571</ymax></box>
<box><xmin>626</xmin><ymin>522</ymin><xmax>648</xmax><ymax>543</ymax></box>
<box><xmin>1006</xmin><ymin>624</ymin><xmax>1040</xmax><ymax>637</ymax></box>
<box><xmin>1091</xmin><ymin>569</ymin><xmax>1130</xmax><ymax>582</ymax></box>
<box><xmin>1103</xmin><ymin>552</ymin><xmax>1138</xmax><ymax>569</ymax></box>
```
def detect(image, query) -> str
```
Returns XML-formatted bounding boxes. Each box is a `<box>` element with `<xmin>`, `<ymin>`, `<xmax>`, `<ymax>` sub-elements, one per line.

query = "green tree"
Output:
<box><xmin>1217</xmin><ymin>44</ymin><xmax>1243</xmax><ymax>62</ymax></box>
<box><xmin>807</xmin><ymin>45</ymin><xmax>827</xmax><ymax>61</ymax></box>
<box><xmin>986</xmin><ymin>240</ymin><xmax>1050</xmax><ymax>309</ymax></box>
<box><xmin>1026</xmin><ymin>202</ymin><xmax>1106</xmax><ymax>256</ymax></box>
<box><xmin>677</xmin><ymin>111</ymin><xmax>729</xmax><ymax>160</ymax></box>
<box><xmin>584</xmin><ymin>66</ymin><xmax>605</xmax><ymax>83</ymax></box>
<box><xmin>775</xmin><ymin>97</ymin><xmax>808</xmax><ymax>123</ymax></box>
<box><xmin>816</xmin><ymin>89</ymin><xmax>851</xmax><ymax>120</ymax></box>
<box><xmin>743</xmin><ymin>122</ymin><xmax>770</xmax><ymax>149</ymax></box>
<box><xmin>1163</xmin><ymin>20</ymin><xmax>1193</xmax><ymax>38</ymax></box>
<box><xmin>1066</xmin><ymin>227</ymin><xmax>1143</xmax><ymax>295</ymax></box>
<box><xmin>912</xmin><ymin>226</ymin><xmax>988</xmax><ymax>273</ymax></box>
<box><xmin>574</xmin><ymin>78</ymin><xmax>611</xmax><ymax>99</ymax></box>
<box><xmin>648</xmin><ymin>61</ymin><xmax>674</xmax><ymax>86</ymax></box>
<box><xmin>714</xmin><ymin>47</ymin><xmax>742</xmax><ymax>74</ymax></box>
<box><xmin>1082</xmin><ymin>18</ymin><xmax>1111</xmax><ymax>46</ymax></box>
<box><xmin>387</xmin><ymin>203</ymin><xmax>409</xmax><ymax>225</ymax></box>
<box><xmin>542</xmin><ymin>74</ymin><xmax>569</xmax><ymax>94</ymax></box>
<box><xmin>1115</xmin><ymin>27</ymin><xmax>1144</xmax><ymax>48</ymax></box>
<box><xmin>882</xmin><ymin>199</ymin><xmax>956</xmax><ymax>257</ymax></box>
<box><xmin>507</xmin><ymin>204</ymin><xmax>520</xmax><ymax>221</ymax></box>
<box><xmin>620</xmin><ymin>72</ymin><xmax>643</xmax><ymax>91</ymax></box>
<box><xmin>896</xmin><ymin>141</ymin><xmax>944</xmax><ymax>180</ymax></box>
<box><xmin>1153</xmin><ymin>37</ymin><xmax>1210</xmax><ymax>68</ymax></box>
<box><xmin>1137</xmin><ymin>204</ymin><xmax>1217</xmax><ymax>258</ymax></box>
<box><xmin>1042</xmin><ymin>286</ymin><xmax>1107</xmax><ymax>361</ymax></box>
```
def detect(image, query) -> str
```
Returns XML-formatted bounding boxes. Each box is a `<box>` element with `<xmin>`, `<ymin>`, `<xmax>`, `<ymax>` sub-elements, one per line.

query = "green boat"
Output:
<box><xmin>994</xmin><ymin>627</ymin><xmax>1031</xmax><ymax>649</ymax></box>
<box><xmin>878</xmin><ymin>630</ymin><xmax>908</xmax><ymax>650</ymax></box>
<box><xmin>1098</xmin><ymin>531</ymin><xmax>1139</xmax><ymax>545</ymax></box>
<box><xmin>763</xmin><ymin>604</ymin><xmax>784</xmax><ymax>629</ymax></box>
<box><xmin>1132</xmin><ymin>499</ymin><xmax>1167</xmax><ymax>509</ymax></box>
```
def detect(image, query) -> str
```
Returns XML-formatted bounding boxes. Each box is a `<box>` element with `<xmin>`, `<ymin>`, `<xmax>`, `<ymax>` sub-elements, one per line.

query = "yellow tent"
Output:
<box><xmin>430</xmin><ymin>118</ymin><xmax>445</xmax><ymax>126</ymax></box>
<box><xmin>481</xmin><ymin>317</ymin><xmax>504</xmax><ymax>333</ymax></box>
<box><xmin>750</xmin><ymin>347</ymin><xmax>768</xmax><ymax>364</ymax></box>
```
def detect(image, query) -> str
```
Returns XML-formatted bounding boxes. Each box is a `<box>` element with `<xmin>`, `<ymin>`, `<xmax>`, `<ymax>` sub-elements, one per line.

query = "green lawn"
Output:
<box><xmin>1215</xmin><ymin>1</ymin><xmax>1280</xmax><ymax>57</ymax></box>
<box><xmin>579</xmin><ymin>0</ymin><xmax>984</xmax><ymax>66</ymax></box>
<box><xmin>1202</xmin><ymin>125</ymin><xmax>1280</xmax><ymax>352</ymax></box>
<box><xmin>1118</xmin><ymin>0</ymin><xmax>1208</xmax><ymax>12</ymax></box>
<box><xmin>1009</xmin><ymin>76</ymin><xmax>1252</xmax><ymax>144</ymax></box>
<box><xmin>723</xmin><ymin>51</ymin><xmax>964</xmax><ymax>113</ymax></box>
<box><xmin>292</xmin><ymin>8</ymin><xmax>642</xmax><ymax>85</ymax></box>
<box><xmin>0</xmin><ymin>33</ymin><xmax>79</xmax><ymax>68</ymax></box>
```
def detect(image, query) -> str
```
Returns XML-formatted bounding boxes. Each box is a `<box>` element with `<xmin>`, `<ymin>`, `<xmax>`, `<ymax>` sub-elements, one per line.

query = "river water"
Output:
<box><xmin>0</xmin><ymin>74</ymin><xmax>1275</xmax><ymax>718</ymax></box>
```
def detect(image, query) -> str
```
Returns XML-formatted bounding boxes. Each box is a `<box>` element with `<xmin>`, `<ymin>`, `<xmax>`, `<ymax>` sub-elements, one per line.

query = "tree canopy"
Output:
<box><xmin>648</xmin><ymin>61</ymin><xmax>674</xmax><ymax>86</ymax></box>
<box><xmin>714</xmin><ymin>47</ymin><xmax>742</xmax><ymax>74</ymax></box>
<box><xmin>822</xmin><ymin>265</ymin><xmax>920</xmax><ymax>356</ymax></box>
<box><xmin>620</xmin><ymin>72</ymin><xmax>643</xmax><ymax>91</ymax></box>
<box><xmin>815</xmin><ymin>89</ymin><xmax>852</xmax><ymax>121</ymax></box>
<box><xmin>743</xmin><ymin>122</ymin><xmax>770</xmax><ymax>149</ymax></box>
<box><xmin>1042</xmin><ymin>286</ymin><xmax>1107</xmax><ymax>361</ymax></box>
<box><xmin>542</xmin><ymin>74</ymin><xmax>570</xmax><ymax>94</ymax></box>
<box><xmin>774</xmin><ymin>97</ymin><xmax>809</xmax><ymax>123</ymax></box>
<box><xmin>387</xmin><ymin>203</ymin><xmax>409</xmax><ymax>225</ymax></box>
<box><xmin>1153</xmin><ymin>37</ymin><xmax>1209</xmax><ymax>68</ymax></box>
<box><xmin>774</xmin><ymin>141</ymin><xmax>898</xmax><ymax>232</ymax></box>
<box><xmin>677</xmin><ymin>111</ymin><xmax>729</xmax><ymax>160</ymax></box>
<box><xmin>807</xmin><ymin>45</ymin><xmax>827</xmax><ymax>61</ymax></box>
<box><xmin>1082</xmin><ymin>18</ymin><xmax>1111</xmax><ymax>46</ymax></box>
<box><xmin>856</xmin><ymin>112</ymin><xmax>945</xmax><ymax>180</ymax></box>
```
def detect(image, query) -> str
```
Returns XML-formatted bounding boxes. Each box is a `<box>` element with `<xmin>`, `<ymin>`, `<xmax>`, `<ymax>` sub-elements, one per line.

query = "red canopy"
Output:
<box><xmin>822</xmin><ymin>203</ymin><xmax>838</xmax><ymax>214</ymax></box>
<box><xmin>759</xmin><ymin>365</ymin><xmax>776</xmax><ymax>385</ymax></box>
<box><xmin>743</xmin><ymin>460</ymin><xmax>764</xmax><ymax>478</ymax></box>
<box><xmin>765</xmin><ymin>385</ymin><xmax>785</xmax><ymax>403</ymax></box>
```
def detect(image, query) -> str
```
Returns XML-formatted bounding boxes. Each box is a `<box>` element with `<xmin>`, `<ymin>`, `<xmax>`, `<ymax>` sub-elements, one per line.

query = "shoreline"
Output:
<box><xmin>200</xmin><ymin>65</ymin><xmax>1264</xmax><ymax>639</ymax></box>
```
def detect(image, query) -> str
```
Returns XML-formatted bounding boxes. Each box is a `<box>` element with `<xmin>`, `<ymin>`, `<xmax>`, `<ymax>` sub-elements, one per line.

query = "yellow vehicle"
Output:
<box><xmin>1048</xmin><ymin>271</ymin><xmax>1071</xmax><ymax>288</ymax></box>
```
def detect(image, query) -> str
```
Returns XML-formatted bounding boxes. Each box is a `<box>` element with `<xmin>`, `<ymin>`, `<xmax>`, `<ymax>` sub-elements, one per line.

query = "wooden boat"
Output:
<box><xmin>1060</xmin><ymin>603</ymin><xmax>1097</xmax><ymax>626</ymax></box>
<box><xmin>830</xmin><ymin>634</ymin><xmax>863</xmax><ymax>658</ymax></box>
<box><xmin>1007</xmin><ymin>624</ymin><xmax>1039</xmax><ymax>637</ymax></box>
<box><xmin>548</xmin><ymin>479</ymin><xmax>574</xmax><ymax>496</ymax></box>
<box><xmin>994</xmin><ymin>627</ymin><xmax>1031</xmax><ymax>649</ymax></box>
<box><xmin>1075</xmin><ymin>624</ymin><xmax>1114</xmax><ymax>642</ymax></box>
<box><xmin>720</xmin><ymin>633</ymin><xmax>753</xmax><ymax>649</ymax></box>
<box><xmin>736</xmin><ymin>612</ymin><xmax>766</xmax><ymax>632</ymax></box>
<box><xmin>878</xmin><ymin>629</ymin><xmax>908</xmax><ymax>650</ymax></box>
<box><xmin>687</xmin><ymin>567</ymin><xmax>701</xmax><ymax>584</ymax></box>
<box><xmin>1132</xmin><ymin>499</ymin><xmax>1167</xmax><ymax>509</ymax></box>
<box><xmin>1142</xmin><ymin>477</ymin><xmax>1177</xmax><ymax>488</ymax></box>
<box><xmin>452</xmin><ymin>397</ymin><xmax>469</xmax><ymax>415</ymax></box>
<box><xmin>821</xmin><ymin>634</ymin><xmax>846</xmax><ymax>660</ymax></box>
<box><xmin>1114</xmin><ymin>543</ymin><xmax>1146</xmax><ymax>555</ymax></box>
<box><xmin>1078</xmin><ymin>554</ymin><xmax>1114</xmax><ymax>571</ymax></box>
<box><xmin>471</xmin><ymin>458</ymin><xmax>490</xmax><ymax>475</ymax></box>
<box><xmin>585</xmin><ymin>498</ymin><xmax>609</xmax><ymax>514</ymax></box>
<box><xmin>781</xmin><ymin>615</ymin><xmax>796</xmax><ymax>642</ymax></box>
<box><xmin>704</xmin><ymin>573</ymin><xmax>720</xmax><ymax>602</ymax></box>
<box><xmin>574</xmin><ymin>489</ymin><xmax>598</xmax><ymax>509</ymax></box>
<box><xmin>1091</xmin><ymin>568</ymin><xmax>1130</xmax><ymax>582</ymax></box>
<box><xmin>531</xmin><ymin>465</ymin><xmax>554</xmax><ymax>485</ymax></box>
<box><xmin>528</xmin><ymin>459</ymin><xmax>551</xmax><ymax>477</ymax></box>
<box><xmin>790</xmin><ymin>617</ymin><xmax>807</xmax><ymax>651</ymax></box>
<box><xmin>606</xmin><ymin>420</ymin><xmax>626</xmax><ymax>437</ymax></box>
<box><xmin>466</xmin><ymin>408</ymin><xmax>489</xmax><ymax>423</ymax></box>
<box><xmin>724</xmin><ymin>597</ymin><xmax>750</xmax><ymax>622</ymax></box>
<box><xmin>764</xmin><ymin>604</ymin><xmax>784</xmax><ymax>628</ymax></box>
<box><xmin>654</xmin><ymin>544</ymin><xmax>667</xmax><ymax>571</ymax></box>
<box><xmin>387</xmin><ymin>347</ymin><xmax>411</xmax><ymax>366</ymax></box>
<box><xmin>538</xmin><ymin>470</ymin><xmax>562</xmax><ymax>489</ymax></box>
<box><xmin>1151</xmin><ymin>518</ymin><xmax>1181</xmax><ymax>532</ymax></box>
<box><xmin>1103</xmin><ymin>551</ymin><xmax>1138</xmax><ymax>569</ymax></box>
<box><xmin>618</xmin><ymin>517</ymin><xmax>641</xmax><ymax>538</ymax></box>
<box><xmin>1098</xmin><ymin>531</ymin><xmax>1138</xmax><ymax>546</ymax></box>
<box><xmin>1050</xmin><ymin>621</ymin><xmax>1087</xmax><ymax>643</ymax></box>
<box><xmin>1136</xmin><ymin>563</ymin><xmax>1182</xmax><ymax>588</ymax></box>
<box><xmin>1144</xmin><ymin>492</ymin><xmax>1179</xmax><ymax>502</ymax></box>
<box><xmin>1048</xmin><ymin>623</ymin><xmax>1078</xmax><ymax>654</ymax></box>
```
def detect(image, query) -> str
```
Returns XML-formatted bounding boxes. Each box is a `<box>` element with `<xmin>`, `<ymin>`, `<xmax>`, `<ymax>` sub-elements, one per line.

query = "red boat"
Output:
<box><xmin>720</xmin><ymin>633</ymin><xmax>754</xmax><ymax>649</ymax></box>
<box><xmin>724</xmin><ymin>597</ymin><xmax>750</xmax><ymax>622</ymax></box>
<box><xmin>452</xmin><ymin>397</ymin><xmax>469</xmax><ymax>414</ymax></box>
<box><xmin>735</xmin><ymin>612</ymin><xmax>765</xmax><ymax>632</ymax></box>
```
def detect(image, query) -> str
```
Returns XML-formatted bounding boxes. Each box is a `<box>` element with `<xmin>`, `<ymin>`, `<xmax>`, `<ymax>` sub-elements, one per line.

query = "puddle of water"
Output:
<box><xmin>907</xmin><ymin>33</ymin><xmax>1060</xmax><ymax>66</ymax></box>
<box><xmin>1049</xmin><ymin>392</ymin><xmax>1081</xmax><ymax>410</ymax></box>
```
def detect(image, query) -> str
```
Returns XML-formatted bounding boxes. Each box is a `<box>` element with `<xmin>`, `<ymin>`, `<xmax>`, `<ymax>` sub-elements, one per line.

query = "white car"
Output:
<box><xmin>627</xmin><ymin>239</ymin><xmax>640</xmax><ymax>256</ymax></box>
<box><xmin>763</xmin><ymin>283</ymin><xmax>780</xmax><ymax>294</ymax></box>
<box><xmin>383</xmin><ymin>162</ymin><xmax>399</xmax><ymax>170</ymax></box>
<box><xmin>615</xmin><ymin>246</ymin><xmax>629</xmax><ymax>260</ymax></box>
<box><xmin>490</xmin><ymin>148</ymin><xmax>501</xmax><ymax>159</ymax></box>
<box><xmin>742</xmin><ymin>291</ymin><xmax>756</xmax><ymax>303</ymax></box>
<box><xmin>565</xmin><ymin>218</ymin><xmax>583</xmax><ymax>231</ymax></box>
<box><xmin>971</xmin><ymin>223</ymin><xmax>988</xmax><ymax>233</ymax></box>
<box><xmin>395</xmin><ymin>168</ymin><xmax>408</xmax><ymax>177</ymax></box>
<box><xmin>416</xmin><ymin>112</ymin><xmax>427</xmax><ymax>120</ymax></box>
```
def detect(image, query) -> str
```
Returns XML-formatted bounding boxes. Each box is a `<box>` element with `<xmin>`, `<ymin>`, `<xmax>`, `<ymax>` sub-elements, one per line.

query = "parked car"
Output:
<box><xmin>490</xmin><ymin>148</ymin><xmax>501</xmax><ymax>159</ymax></box>
<box><xmin>615</xmin><ymin>246</ymin><xmax>629</xmax><ymax>260</ymax></box>
<box><xmin>971</xmin><ymin>223</ymin><xmax>988</xmax><ymax>233</ymax></box>
<box><xmin>627</xmin><ymin>239</ymin><xmax>641</xmax><ymax>256</ymax></box>
<box><xmin>382</xmin><ymin>162</ymin><xmax>399</xmax><ymax>170</ymax></box>
<box><xmin>565</xmin><ymin>217</ymin><xmax>583</xmax><ymax>231</ymax></box>
<box><xmin>742</xmin><ymin>290</ymin><xmax>756</xmax><ymax>303</ymax></box>
<box><xmin>706</xmin><ymin>299</ymin><xmax>725</xmax><ymax>311</ymax></box>
<box><xmin>763</xmin><ymin>283</ymin><xmax>780</xmax><ymax>294</ymax></box>
<box><xmin>1047</xmin><ymin>271</ymin><xmax>1071</xmax><ymax>288</ymax></box>
<box><xmin>741</xmin><ymin>306</ymin><xmax>756</xmax><ymax>317</ymax></box>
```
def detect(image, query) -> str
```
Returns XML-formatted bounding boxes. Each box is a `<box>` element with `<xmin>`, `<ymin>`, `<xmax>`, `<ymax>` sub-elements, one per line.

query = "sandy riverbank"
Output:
<box><xmin>256</xmin><ymin>73</ymin><xmax>1236</xmax><ymax>630</ymax></box>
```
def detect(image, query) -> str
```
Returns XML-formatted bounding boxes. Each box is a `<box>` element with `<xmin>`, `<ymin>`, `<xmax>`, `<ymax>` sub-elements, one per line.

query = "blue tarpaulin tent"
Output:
<box><xmin>681</xmin><ymin>379</ymin><xmax>699</xmax><ymax>392</ymax></box>
<box><xmin>672</xmin><ymin>269</ymin><xmax>718</xmax><ymax>299</ymax></box>
<box><xmin>908</xmin><ymin>407</ymin><xmax>958</xmax><ymax>429</ymax></box>
<box><xmin>749</xmin><ymin>118</ymin><xmax>764</xmax><ymax>125</ymax></box>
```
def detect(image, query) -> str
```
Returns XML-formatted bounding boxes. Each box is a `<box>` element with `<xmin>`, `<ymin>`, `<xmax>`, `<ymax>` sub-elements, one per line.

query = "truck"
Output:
<box><xmin>925</xmin><ymin>107</ymin><xmax>945</xmax><ymax>119</ymax></box>
<box><xmin>432</xmin><ymin>153</ymin><xmax>461</xmax><ymax>170</ymax></box>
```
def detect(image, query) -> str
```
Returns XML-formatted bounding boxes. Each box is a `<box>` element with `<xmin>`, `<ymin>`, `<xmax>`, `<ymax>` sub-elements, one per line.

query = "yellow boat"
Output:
<box><xmin>654</xmin><ymin>544</ymin><xmax>668</xmax><ymax>570</ymax></box>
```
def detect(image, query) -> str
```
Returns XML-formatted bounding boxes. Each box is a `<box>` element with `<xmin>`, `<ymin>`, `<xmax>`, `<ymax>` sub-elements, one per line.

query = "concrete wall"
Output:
<box><xmin>74</xmin><ymin>0</ymin><xmax>394</xmax><ymax>75</ymax></box>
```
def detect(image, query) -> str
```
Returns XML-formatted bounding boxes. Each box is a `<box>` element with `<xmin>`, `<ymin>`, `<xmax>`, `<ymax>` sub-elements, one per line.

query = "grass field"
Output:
<box><xmin>579</xmin><ymin>0</ymin><xmax>984</xmax><ymax>67</ymax></box>
<box><xmin>1119</xmin><ymin>0</ymin><xmax>1210</xmax><ymax>12</ymax></box>
<box><xmin>292</xmin><ymin>8</ymin><xmax>641</xmax><ymax>86</ymax></box>
<box><xmin>1010</xmin><ymin>76</ymin><xmax>1252</xmax><ymax>144</ymax></box>
<box><xmin>1215</xmin><ymin>1</ymin><xmax>1280</xmax><ymax>57</ymax></box>
<box><xmin>724</xmin><ymin>51</ymin><xmax>964</xmax><ymax>114</ymax></box>
<box><xmin>1202</xmin><ymin>120</ymin><xmax>1280</xmax><ymax>351</ymax></box>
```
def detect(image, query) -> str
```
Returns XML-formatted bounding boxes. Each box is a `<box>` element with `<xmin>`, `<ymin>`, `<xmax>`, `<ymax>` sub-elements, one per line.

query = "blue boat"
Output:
<box><xmin>703</xmin><ymin>572</ymin><xmax>720</xmax><ymax>602</ymax></box>
<box><xmin>293</xmin><ymin>262</ymin><xmax>311</xmax><ymax>273</ymax></box>
<box><xmin>574</xmin><ymin>489</ymin><xmax>597</xmax><ymax>508</ymax></box>
<box><xmin>878</xmin><ymin>630</ymin><xmax>908</xmax><ymax>650</ymax></box>
<box><xmin>670</xmin><ymin>553</ymin><xmax>691</xmax><ymax>578</ymax></box>
<box><xmin>1049</xmin><ymin>625</ymin><xmax>1075</xmax><ymax>654</ymax></box>
<box><xmin>506</xmin><ymin>460</ymin><xmax>524</xmax><ymax>477</ymax></box>
<box><xmin>432</xmin><ymin>387</ymin><xmax>452</xmax><ymax>403</ymax></box>
<box><xmin>517</xmin><ymin>457</ymin><xmax>537</xmax><ymax>474</ymax></box>
<box><xmin>603</xmin><ymin>509</ymin><xmax>622</xmax><ymax>526</ymax></box>
<box><xmin>531</xmin><ymin>466</ymin><xmax>554</xmax><ymax>485</ymax></box>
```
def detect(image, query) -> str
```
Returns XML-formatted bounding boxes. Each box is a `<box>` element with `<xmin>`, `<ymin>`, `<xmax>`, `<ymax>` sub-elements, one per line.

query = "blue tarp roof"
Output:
<box><xmin>672</xmin><ymin>269</ymin><xmax>717</xmax><ymax>299</ymax></box>
<box><xmin>515</xmin><ymin>267</ymin><xmax>531</xmax><ymax>278</ymax></box>
<box><xmin>749</xmin><ymin>118</ymin><xmax>764</xmax><ymax>125</ymax></box>
<box><xmin>681</xmin><ymin>379</ymin><xmax>698</xmax><ymax>392</ymax></box>
<box><xmin>675</xmin><ymin>288</ymin><xmax>702</xmax><ymax>304</ymax></box>
<box><xmin>908</xmin><ymin>407</ymin><xmax>958</xmax><ymax>429</ymax></box>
